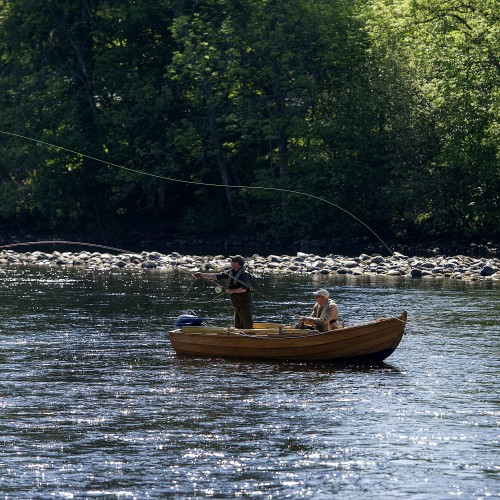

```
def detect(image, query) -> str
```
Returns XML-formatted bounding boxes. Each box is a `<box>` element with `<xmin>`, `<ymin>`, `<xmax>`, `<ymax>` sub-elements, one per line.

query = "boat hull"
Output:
<box><xmin>168</xmin><ymin>311</ymin><xmax>407</xmax><ymax>362</ymax></box>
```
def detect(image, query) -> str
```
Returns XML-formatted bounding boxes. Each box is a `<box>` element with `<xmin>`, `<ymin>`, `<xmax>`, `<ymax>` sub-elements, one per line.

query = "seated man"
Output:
<box><xmin>300</xmin><ymin>289</ymin><xmax>338</xmax><ymax>332</ymax></box>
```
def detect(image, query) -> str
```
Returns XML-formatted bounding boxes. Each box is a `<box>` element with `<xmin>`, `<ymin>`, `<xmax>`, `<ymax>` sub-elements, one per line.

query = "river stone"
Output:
<box><xmin>344</xmin><ymin>260</ymin><xmax>359</xmax><ymax>268</ymax></box>
<box><xmin>387</xmin><ymin>269</ymin><xmax>403</xmax><ymax>276</ymax></box>
<box><xmin>480</xmin><ymin>265</ymin><xmax>496</xmax><ymax>276</ymax></box>
<box><xmin>313</xmin><ymin>261</ymin><xmax>326</xmax><ymax>268</ymax></box>
<box><xmin>392</xmin><ymin>252</ymin><xmax>407</xmax><ymax>259</ymax></box>
<box><xmin>1</xmin><ymin>247</ymin><xmax>499</xmax><ymax>280</ymax></box>
<box><xmin>336</xmin><ymin>268</ymin><xmax>352</xmax><ymax>274</ymax></box>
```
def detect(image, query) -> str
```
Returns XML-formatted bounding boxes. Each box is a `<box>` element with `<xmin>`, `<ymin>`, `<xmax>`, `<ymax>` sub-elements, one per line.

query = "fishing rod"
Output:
<box><xmin>0</xmin><ymin>238</ymin><xmax>302</xmax><ymax>319</ymax></box>
<box><xmin>194</xmin><ymin>271</ymin><xmax>302</xmax><ymax>320</ymax></box>
<box><xmin>0</xmin><ymin>129</ymin><xmax>395</xmax><ymax>322</ymax></box>
<box><xmin>0</xmin><ymin>129</ymin><xmax>394</xmax><ymax>255</ymax></box>
<box><xmin>0</xmin><ymin>239</ymin><xmax>406</xmax><ymax>326</ymax></box>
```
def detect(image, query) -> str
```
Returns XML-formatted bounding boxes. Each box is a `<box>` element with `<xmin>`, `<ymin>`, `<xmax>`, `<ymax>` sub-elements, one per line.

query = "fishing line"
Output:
<box><xmin>0</xmin><ymin>129</ymin><xmax>396</xmax><ymax>322</ymax></box>
<box><xmin>196</xmin><ymin>273</ymin><xmax>301</xmax><ymax>320</ymax></box>
<box><xmin>0</xmin><ymin>238</ymin><xmax>290</xmax><ymax>314</ymax></box>
<box><xmin>0</xmin><ymin>240</ymin><xmax>132</xmax><ymax>254</ymax></box>
<box><xmin>0</xmin><ymin>129</ymin><xmax>394</xmax><ymax>255</ymax></box>
<box><xmin>0</xmin><ymin>239</ymin><xmax>405</xmax><ymax>326</ymax></box>
<box><xmin>177</xmin><ymin>275</ymin><xmax>197</xmax><ymax>301</ymax></box>
<box><xmin>0</xmin><ymin>239</ymin><xmax>403</xmax><ymax>324</ymax></box>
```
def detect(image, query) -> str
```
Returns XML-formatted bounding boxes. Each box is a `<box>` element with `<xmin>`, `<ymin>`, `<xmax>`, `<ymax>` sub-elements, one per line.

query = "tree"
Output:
<box><xmin>361</xmin><ymin>0</ymin><xmax>499</xmax><ymax>242</ymax></box>
<box><xmin>0</xmin><ymin>0</ymin><xmax>497</xmax><ymax>248</ymax></box>
<box><xmin>168</xmin><ymin>0</ymin><xmax>366</xmax><ymax>240</ymax></box>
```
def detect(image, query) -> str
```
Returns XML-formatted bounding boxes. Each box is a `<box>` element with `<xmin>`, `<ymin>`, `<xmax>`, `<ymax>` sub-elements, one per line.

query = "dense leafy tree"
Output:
<box><xmin>361</xmin><ymin>0</ymin><xmax>499</xmax><ymax>242</ymax></box>
<box><xmin>168</xmin><ymin>0</ymin><xmax>365</xmax><ymax>239</ymax></box>
<box><xmin>0</xmin><ymin>0</ymin><xmax>497</xmax><ymax>249</ymax></box>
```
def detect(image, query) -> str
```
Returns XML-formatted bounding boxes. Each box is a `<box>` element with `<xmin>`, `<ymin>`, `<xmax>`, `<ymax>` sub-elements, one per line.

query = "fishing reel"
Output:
<box><xmin>295</xmin><ymin>321</ymin><xmax>315</xmax><ymax>330</ymax></box>
<box><xmin>214</xmin><ymin>285</ymin><xmax>224</xmax><ymax>294</ymax></box>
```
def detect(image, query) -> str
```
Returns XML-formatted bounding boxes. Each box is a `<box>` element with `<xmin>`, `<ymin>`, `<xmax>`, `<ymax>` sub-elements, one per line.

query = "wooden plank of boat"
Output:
<box><xmin>180</xmin><ymin>322</ymin><xmax>291</xmax><ymax>334</ymax></box>
<box><xmin>168</xmin><ymin>311</ymin><xmax>407</xmax><ymax>362</ymax></box>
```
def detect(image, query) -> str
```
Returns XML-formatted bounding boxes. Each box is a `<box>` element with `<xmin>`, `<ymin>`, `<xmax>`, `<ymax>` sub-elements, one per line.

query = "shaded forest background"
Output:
<box><xmin>0</xmin><ymin>0</ymin><xmax>498</xmax><ymax>254</ymax></box>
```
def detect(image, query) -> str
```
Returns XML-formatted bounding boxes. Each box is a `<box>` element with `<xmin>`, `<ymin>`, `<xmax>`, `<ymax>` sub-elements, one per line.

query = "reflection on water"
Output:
<box><xmin>0</xmin><ymin>266</ymin><xmax>498</xmax><ymax>498</ymax></box>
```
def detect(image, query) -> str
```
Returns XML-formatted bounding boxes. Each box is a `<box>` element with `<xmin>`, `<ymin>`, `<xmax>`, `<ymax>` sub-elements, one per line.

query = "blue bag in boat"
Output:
<box><xmin>174</xmin><ymin>314</ymin><xmax>204</xmax><ymax>328</ymax></box>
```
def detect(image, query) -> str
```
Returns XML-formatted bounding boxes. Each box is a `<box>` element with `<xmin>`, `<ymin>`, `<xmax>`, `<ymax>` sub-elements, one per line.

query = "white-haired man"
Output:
<box><xmin>300</xmin><ymin>289</ymin><xmax>338</xmax><ymax>331</ymax></box>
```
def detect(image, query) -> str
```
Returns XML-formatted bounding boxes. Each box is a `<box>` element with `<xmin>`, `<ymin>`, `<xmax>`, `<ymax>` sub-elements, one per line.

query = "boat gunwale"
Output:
<box><xmin>170</xmin><ymin>312</ymin><xmax>407</xmax><ymax>341</ymax></box>
<box><xmin>167</xmin><ymin>312</ymin><xmax>407</xmax><ymax>361</ymax></box>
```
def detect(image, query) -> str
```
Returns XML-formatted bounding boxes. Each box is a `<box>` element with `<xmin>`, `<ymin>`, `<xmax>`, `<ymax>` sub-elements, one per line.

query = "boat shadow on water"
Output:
<box><xmin>170</xmin><ymin>355</ymin><xmax>403</xmax><ymax>375</ymax></box>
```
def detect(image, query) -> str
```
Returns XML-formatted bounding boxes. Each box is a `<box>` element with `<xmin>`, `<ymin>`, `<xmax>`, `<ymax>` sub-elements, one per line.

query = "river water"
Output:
<box><xmin>0</xmin><ymin>265</ymin><xmax>498</xmax><ymax>499</ymax></box>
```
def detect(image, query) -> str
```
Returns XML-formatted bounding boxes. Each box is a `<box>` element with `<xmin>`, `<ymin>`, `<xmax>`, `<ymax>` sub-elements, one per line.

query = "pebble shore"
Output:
<box><xmin>1</xmin><ymin>249</ymin><xmax>499</xmax><ymax>280</ymax></box>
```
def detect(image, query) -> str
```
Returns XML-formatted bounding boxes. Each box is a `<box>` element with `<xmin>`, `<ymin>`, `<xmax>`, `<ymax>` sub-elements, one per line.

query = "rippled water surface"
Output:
<box><xmin>0</xmin><ymin>266</ymin><xmax>498</xmax><ymax>499</ymax></box>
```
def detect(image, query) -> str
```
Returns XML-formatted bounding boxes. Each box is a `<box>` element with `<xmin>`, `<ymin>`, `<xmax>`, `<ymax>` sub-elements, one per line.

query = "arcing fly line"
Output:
<box><xmin>0</xmin><ymin>130</ymin><xmax>394</xmax><ymax>255</ymax></box>
<box><xmin>0</xmin><ymin>238</ymin><xmax>296</xmax><ymax>315</ymax></box>
<box><xmin>0</xmin><ymin>240</ymin><xmax>132</xmax><ymax>254</ymax></box>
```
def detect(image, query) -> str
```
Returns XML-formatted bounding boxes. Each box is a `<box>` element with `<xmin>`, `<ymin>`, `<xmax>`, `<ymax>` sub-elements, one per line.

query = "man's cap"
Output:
<box><xmin>231</xmin><ymin>255</ymin><xmax>245</xmax><ymax>266</ymax></box>
<box><xmin>313</xmin><ymin>289</ymin><xmax>329</xmax><ymax>298</ymax></box>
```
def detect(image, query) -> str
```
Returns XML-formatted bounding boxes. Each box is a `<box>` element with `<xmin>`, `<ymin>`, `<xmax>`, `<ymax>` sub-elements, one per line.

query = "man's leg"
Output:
<box><xmin>234</xmin><ymin>307</ymin><xmax>242</xmax><ymax>329</ymax></box>
<box><xmin>240</xmin><ymin>304</ymin><xmax>253</xmax><ymax>329</ymax></box>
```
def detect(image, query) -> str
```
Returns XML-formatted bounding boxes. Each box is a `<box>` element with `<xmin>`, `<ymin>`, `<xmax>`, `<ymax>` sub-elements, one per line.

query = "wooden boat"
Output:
<box><xmin>168</xmin><ymin>311</ymin><xmax>407</xmax><ymax>362</ymax></box>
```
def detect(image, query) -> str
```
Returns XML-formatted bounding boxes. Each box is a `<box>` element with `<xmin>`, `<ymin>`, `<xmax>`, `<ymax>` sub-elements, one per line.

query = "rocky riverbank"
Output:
<box><xmin>1</xmin><ymin>249</ymin><xmax>499</xmax><ymax>280</ymax></box>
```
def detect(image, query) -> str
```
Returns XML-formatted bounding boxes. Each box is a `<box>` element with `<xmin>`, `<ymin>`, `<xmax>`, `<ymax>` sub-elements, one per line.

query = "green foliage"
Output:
<box><xmin>0</xmin><ymin>0</ymin><xmax>497</xmax><ymax>246</ymax></box>
<box><xmin>358</xmin><ymin>0</ymin><xmax>499</xmax><ymax>242</ymax></box>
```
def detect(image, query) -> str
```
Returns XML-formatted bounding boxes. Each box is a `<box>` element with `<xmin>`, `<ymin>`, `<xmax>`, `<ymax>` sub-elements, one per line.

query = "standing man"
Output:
<box><xmin>192</xmin><ymin>255</ymin><xmax>253</xmax><ymax>329</ymax></box>
<box><xmin>300</xmin><ymin>289</ymin><xmax>338</xmax><ymax>331</ymax></box>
